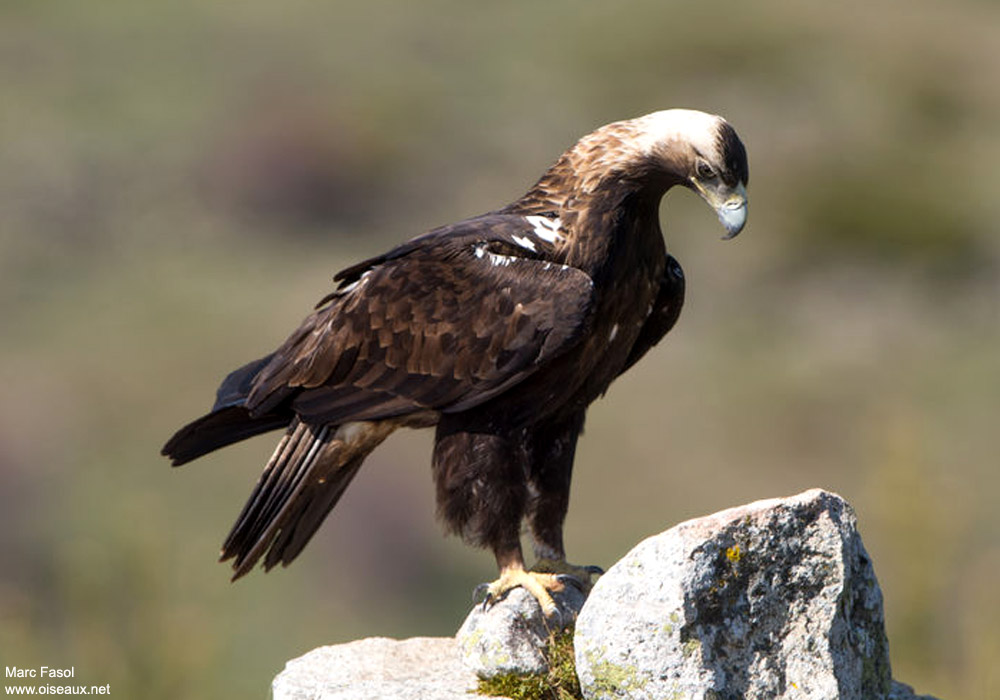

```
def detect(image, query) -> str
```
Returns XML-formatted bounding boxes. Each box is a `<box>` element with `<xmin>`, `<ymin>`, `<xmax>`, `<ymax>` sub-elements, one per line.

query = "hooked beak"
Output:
<box><xmin>691</xmin><ymin>180</ymin><xmax>748</xmax><ymax>240</ymax></box>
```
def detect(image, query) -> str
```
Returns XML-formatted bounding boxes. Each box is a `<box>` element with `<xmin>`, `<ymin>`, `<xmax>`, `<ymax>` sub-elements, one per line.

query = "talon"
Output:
<box><xmin>556</xmin><ymin>573</ymin><xmax>586</xmax><ymax>592</ymax></box>
<box><xmin>477</xmin><ymin>567</ymin><xmax>564</xmax><ymax>618</ymax></box>
<box><xmin>472</xmin><ymin>582</ymin><xmax>490</xmax><ymax>605</ymax></box>
<box><xmin>529</xmin><ymin>558</ymin><xmax>604</xmax><ymax>593</ymax></box>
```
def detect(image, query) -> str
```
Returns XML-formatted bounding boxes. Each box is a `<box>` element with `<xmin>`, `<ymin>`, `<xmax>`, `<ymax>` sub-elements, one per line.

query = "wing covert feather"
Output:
<box><xmin>246</xmin><ymin>224</ymin><xmax>594</xmax><ymax>424</ymax></box>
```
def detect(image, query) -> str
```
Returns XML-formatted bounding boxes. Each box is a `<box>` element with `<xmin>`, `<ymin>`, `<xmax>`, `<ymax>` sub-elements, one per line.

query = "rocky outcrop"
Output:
<box><xmin>271</xmin><ymin>637</ymin><xmax>492</xmax><ymax>700</ymax></box>
<box><xmin>456</xmin><ymin>583</ymin><xmax>585</xmax><ymax>678</ymax></box>
<box><xmin>574</xmin><ymin>488</ymin><xmax>931</xmax><ymax>699</ymax></box>
<box><xmin>272</xmin><ymin>490</ymin><xmax>940</xmax><ymax>700</ymax></box>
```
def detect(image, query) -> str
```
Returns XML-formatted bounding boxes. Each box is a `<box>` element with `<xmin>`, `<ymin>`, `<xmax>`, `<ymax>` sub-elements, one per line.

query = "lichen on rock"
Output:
<box><xmin>574</xmin><ymin>489</ymin><xmax>896</xmax><ymax>700</ymax></box>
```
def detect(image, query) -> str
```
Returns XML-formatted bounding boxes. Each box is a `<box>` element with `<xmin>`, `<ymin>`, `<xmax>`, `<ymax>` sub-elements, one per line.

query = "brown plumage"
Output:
<box><xmin>163</xmin><ymin>109</ymin><xmax>749</xmax><ymax>607</ymax></box>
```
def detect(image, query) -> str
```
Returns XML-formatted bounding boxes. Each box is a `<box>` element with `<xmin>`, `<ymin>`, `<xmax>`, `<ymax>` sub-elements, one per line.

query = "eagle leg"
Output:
<box><xmin>476</xmin><ymin>547</ymin><xmax>565</xmax><ymax>618</ymax></box>
<box><xmin>530</xmin><ymin>558</ymin><xmax>603</xmax><ymax>594</ymax></box>
<box><xmin>520</xmin><ymin>410</ymin><xmax>603</xmax><ymax>593</ymax></box>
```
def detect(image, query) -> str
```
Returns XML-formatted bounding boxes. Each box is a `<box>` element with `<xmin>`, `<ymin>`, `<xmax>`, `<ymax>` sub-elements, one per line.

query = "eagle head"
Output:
<box><xmin>627</xmin><ymin>109</ymin><xmax>749</xmax><ymax>238</ymax></box>
<box><xmin>570</xmin><ymin>109</ymin><xmax>749</xmax><ymax>239</ymax></box>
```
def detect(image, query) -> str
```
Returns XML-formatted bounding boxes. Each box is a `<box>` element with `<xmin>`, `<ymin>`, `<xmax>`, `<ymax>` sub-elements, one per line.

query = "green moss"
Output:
<box><xmin>478</xmin><ymin>671</ymin><xmax>553</xmax><ymax>700</ymax></box>
<box><xmin>476</xmin><ymin>628</ymin><xmax>583</xmax><ymax>700</ymax></box>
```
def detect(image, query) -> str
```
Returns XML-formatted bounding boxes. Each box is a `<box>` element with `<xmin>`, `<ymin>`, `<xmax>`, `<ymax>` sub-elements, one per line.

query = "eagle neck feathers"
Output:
<box><xmin>506</xmin><ymin>158</ymin><xmax>671</xmax><ymax>281</ymax></box>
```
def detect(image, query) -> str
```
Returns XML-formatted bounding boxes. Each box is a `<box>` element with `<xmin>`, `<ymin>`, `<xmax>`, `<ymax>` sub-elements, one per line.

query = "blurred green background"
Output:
<box><xmin>1</xmin><ymin>1</ymin><xmax>997</xmax><ymax>698</ymax></box>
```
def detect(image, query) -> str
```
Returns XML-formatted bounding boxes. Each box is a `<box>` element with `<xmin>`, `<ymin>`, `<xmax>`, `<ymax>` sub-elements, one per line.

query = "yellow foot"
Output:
<box><xmin>475</xmin><ymin>567</ymin><xmax>566</xmax><ymax>617</ymax></box>
<box><xmin>530</xmin><ymin>558</ymin><xmax>604</xmax><ymax>593</ymax></box>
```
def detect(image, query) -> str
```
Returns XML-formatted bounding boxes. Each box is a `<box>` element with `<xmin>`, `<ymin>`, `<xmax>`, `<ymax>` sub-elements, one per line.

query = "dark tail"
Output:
<box><xmin>162</xmin><ymin>406</ymin><xmax>290</xmax><ymax>466</ymax></box>
<box><xmin>162</xmin><ymin>355</ymin><xmax>291</xmax><ymax>466</ymax></box>
<box><xmin>220</xmin><ymin>417</ymin><xmax>396</xmax><ymax>580</ymax></box>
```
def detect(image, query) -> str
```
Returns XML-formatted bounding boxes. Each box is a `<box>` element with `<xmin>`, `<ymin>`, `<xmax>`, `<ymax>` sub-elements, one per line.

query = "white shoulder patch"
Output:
<box><xmin>473</xmin><ymin>243</ymin><xmax>515</xmax><ymax>267</ymax></box>
<box><xmin>511</xmin><ymin>234</ymin><xmax>537</xmax><ymax>252</ymax></box>
<box><xmin>524</xmin><ymin>215</ymin><xmax>563</xmax><ymax>243</ymax></box>
<box><xmin>337</xmin><ymin>270</ymin><xmax>371</xmax><ymax>295</ymax></box>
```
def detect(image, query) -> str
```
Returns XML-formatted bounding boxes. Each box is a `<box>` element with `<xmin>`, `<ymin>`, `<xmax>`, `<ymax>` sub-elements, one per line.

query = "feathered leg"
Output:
<box><xmin>432</xmin><ymin>419</ymin><xmax>526</xmax><ymax>555</ymax></box>
<box><xmin>433</xmin><ymin>414</ymin><xmax>595</xmax><ymax>616</ymax></box>
<box><xmin>432</xmin><ymin>418</ymin><xmax>568</xmax><ymax>616</ymax></box>
<box><xmin>524</xmin><ymin>410</ymin><xmax>602</xmax><ymax>590</ymax></box>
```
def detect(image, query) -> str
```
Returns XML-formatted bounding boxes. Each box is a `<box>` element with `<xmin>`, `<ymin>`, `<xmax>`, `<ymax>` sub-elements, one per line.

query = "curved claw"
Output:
<box><xmin>554</xmin><ymin>568</ymin><xmax>602</xmax><ymax>592</ymax></box>
<box><xmin>556</xmin><ymin>573</ymin><xmax>587</xmax><ymax>592</ymax></box>
<box><xmin>472</xmin><ymin>582</ymin><xmax>491</xmax><ymax>607</ymax></box>
<box><xmin>474</xmin><ymin>568</ymin><xmax>564</xmax><ymax>618</ymax></box>
<box><xmin>545</xmin><ymin>605</ymin><xmax>564</xmax><ymax>631</ymax></box>
<box><xmin>530</xmin><ymin>559</ymin><xmax>604</xmax><ymax>597</ymax></box>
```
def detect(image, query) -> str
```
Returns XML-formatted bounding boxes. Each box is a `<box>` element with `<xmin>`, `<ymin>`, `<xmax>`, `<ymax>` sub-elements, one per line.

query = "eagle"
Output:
<box><xmin>163</xmin><ymin>109</ymin><xmax>749</xmax><ymax>615</ymax></box>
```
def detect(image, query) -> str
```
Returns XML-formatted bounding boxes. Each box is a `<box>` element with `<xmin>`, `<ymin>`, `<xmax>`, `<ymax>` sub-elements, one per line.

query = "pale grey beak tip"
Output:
<box><xmin>718</xmin><ymin>200</ymin><xmax>747</xmax><ymax>240</ymax></box>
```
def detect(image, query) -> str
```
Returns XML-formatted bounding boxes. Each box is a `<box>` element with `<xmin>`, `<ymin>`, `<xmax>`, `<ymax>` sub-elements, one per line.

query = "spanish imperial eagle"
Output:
<box><xmin>163</xmin><ymin>109</ymin><xmax>749</xmax><ymax>615</ymax></box>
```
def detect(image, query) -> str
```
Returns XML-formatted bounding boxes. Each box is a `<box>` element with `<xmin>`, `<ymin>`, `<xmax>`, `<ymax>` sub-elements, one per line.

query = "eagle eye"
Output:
<box><xmin>696</xmin><ymin>160</ymin><xmax>716</xmax><ymax>180</ymax></box>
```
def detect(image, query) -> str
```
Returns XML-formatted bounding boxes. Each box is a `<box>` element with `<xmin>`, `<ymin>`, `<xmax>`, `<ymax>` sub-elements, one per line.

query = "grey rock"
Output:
<box><xmin>889</xmin><ymin>680</ymin><xmax>941</xmax><ymax>700</ymax></box>
<box><xmin>271</xmin><ymin>636</ymin><xmax>508</xmax><ymax>700</ymax></box>
<box><xmin>456</xmin><ymin>583</ymin><xmax>586</xmax><ymax>678</ymax></box>
<box><xmin>575</xmin><ymin>489</ymin><xmax>936</xmax><ymax>700</ymax></box>
<box><xmin>271</xmin><ymin>490</ymin><xmax>941</xmax><ymax>700</ymax></box>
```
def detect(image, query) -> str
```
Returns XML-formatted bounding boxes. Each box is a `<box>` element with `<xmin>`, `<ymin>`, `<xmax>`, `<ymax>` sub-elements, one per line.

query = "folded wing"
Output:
<box><xmin>246</xmin><ymin>215</ymin><xmax>596</xmax><ymax>426</ymax></box>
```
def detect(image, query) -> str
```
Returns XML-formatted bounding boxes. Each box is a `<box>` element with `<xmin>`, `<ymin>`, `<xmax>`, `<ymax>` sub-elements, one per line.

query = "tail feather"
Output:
<box><xmin>162</xmin><ymin>406</ymin><xmax>289</xmax><ymax>466</ymax></box>
<box><xmin>223</xmin><ymin>421</ymin><xmax>315</xmax><ymax>556</ymax></box>
<box><xmin>263</xmin><ymin>455</ymin><xmax>365</xmax><ymax>570</ymax></box>
<box><xmin>163</xmin><ymin>354</ymin><xmax>290</xmax><ymax>466</ymax></box>
<box><xmin>221</xmin><ymin>418</ymin><xmax>397</xmax><ymax>580</ymax></box>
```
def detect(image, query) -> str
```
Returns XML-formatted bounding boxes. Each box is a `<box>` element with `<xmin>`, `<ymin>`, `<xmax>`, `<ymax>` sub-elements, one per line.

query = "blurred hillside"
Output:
<box><xmin>1</xmin><ymin>1</ymin><xmax>997</xmax><ymax>698</ymax></box>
